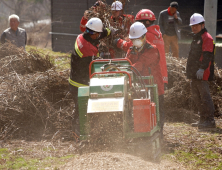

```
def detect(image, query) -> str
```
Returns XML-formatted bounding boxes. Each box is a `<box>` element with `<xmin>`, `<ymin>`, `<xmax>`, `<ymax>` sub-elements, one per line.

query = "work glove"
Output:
<box><xmin>196</xmin><ymin>69</ymin><xmax>204</xmax><ymax>80</ymax></box>
<box><xmin>112</xmin><ymin>38</ymin><xmax>120</xmax><ymax>47</ymax></box>
<box><xmin>109</xmin><ymin>27</ymin><xmax>119</xmax><ymax>36</ymax></box>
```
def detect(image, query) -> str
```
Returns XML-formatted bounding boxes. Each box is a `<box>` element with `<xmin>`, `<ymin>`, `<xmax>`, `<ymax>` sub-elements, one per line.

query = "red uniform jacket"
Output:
<box><xmin>75</xmin><ymin>34</ymin><xmax>99</xmax><ymax>58</ymax></box>
<box><xmin>80</xmin><ymin>17</ymin><xmax>88</xmax><ymax>32</ymax></box>
<box><xmin>110</xmin><ymin>14</ymin><xmax>134</xmax><ymax>34</ymax></box>
<box><xmin>80</xmin><ymin>15</ymin><xmax>134</xmax><ymax>58</ymax></box>
<box><xmin>109</xmin><ymin>14</ymin><xmax>134</xmax><ymax>58</ymax></box>
<box><xmin>126</xmin><ymin>42</ymin><xmax>164</xmax><ymax>95</ymax></box>
<box><xmin>200</xmin><ymin>32</ymin><xmax>214</xmax><ymax>80</ymax></box>
<box><xmin>116</xmin><ymin>25</ymin><xmax>168</xmax><ymax>83</ymax></box>
<box><xmin>186</xmin><ymin>28</ymin><xmax>215</xmax><ymax>81</ymax></box>
<box><xmin>146</xmin><ymin>25</ymin><xmax>168</xmax><ymax>83</ymax></box>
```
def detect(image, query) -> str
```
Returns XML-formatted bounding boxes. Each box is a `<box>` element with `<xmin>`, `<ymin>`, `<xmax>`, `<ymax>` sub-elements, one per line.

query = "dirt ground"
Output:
<box><xmin>0</xmin><ymin>123</ymin><xmax>188</xmax><ymax>170</ymax></box>
<box><xmin>60</xmin><ymin>120</ymin><xmax>222</xmax><ymax>170</ymax></box>
<box><xmin>1</xmin><ymin>113</ymin><xmax>221</xmax><ymax>170</ymax></box>
<box><xmin>61</xmin><ymin>152</ymin><xmax>185</xmax><ymax>170</ymax></box>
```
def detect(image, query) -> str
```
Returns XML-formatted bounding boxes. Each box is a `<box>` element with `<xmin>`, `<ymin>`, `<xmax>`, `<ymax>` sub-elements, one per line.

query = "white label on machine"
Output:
<box><xmin>101</xmin><ymin>85</ymin><xmax>113</xmax><ymax>91</ymax></box>
<box><xmin>87</xmin><ymin>97</ymin><xmax>124</xmax><ymax>113</ymax></box>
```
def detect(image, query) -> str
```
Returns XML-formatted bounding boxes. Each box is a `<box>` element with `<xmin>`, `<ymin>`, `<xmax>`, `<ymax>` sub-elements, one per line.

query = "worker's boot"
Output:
<box><xmin>198</xmin><ymin>119</ymin><xmax>216</xmax><ymax>129</ymax></box>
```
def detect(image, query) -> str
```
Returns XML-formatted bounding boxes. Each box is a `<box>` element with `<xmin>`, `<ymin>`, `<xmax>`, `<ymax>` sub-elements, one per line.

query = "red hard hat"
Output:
<box><xmin>135</xmin><ymin>9</ymin><xmax>156</xmax><ymax>21</ymax></box>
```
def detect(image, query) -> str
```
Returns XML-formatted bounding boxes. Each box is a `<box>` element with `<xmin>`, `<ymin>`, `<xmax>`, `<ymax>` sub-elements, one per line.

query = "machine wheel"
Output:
<box><xmin>150</xmin><ymin>132</ymin><xmax>161</xmax><ymax>162</ymax></box>
<box><xmin>129</xmin><ymin>131</ymin><xmax>161</xmax><ymax>162</ymax></box>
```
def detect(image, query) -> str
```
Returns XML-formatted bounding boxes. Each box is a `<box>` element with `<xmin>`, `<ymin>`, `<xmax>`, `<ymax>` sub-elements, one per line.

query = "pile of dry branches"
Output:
<box><xmin>165</xmin><ymin>55</ymin><xmax>222</xmax><ymax>119</ymax></box>
<box><xmin>0</xmin><ymin>43</ymin><xmax>74</xmax><ymax>141</ymax></box>
<box><xmin>0</xmin><ymin>43</ymin><xmax>52</xmax><ymax>75</ymax></box>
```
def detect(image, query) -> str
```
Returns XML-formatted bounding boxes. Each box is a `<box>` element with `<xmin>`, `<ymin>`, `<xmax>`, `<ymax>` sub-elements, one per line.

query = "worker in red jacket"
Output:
<box><xmin>70</xmin><ymin>17</ymin><xmax>112</xmax><ymax>134</ymax></box>
<box><xmin>110</xmin><ymin>1</ymin><xmax>134</xmax><ymax>36</ymax></box>
<box><xmin>114</xmin><ymin>9</ymin><xmax>168</xmax><ymax>85</ymax></box>
<box><xmin>126</xmin><ymin>22</ymin><xmax>165</xmax><ymax>137</ymax></box>
<box><xmin>186</xmin><ymin>13</ymin><xmax>216</xmax><ymax>129</ymax></box>
<box><xmin>135</xmin><ymin>9</ymin><xmax>168</xmax><ymax>85</ymax></box>
<box><xmin>109</xmin><ymin>1</ymin><xmax>134</xmax><ymax>58</ymax></box>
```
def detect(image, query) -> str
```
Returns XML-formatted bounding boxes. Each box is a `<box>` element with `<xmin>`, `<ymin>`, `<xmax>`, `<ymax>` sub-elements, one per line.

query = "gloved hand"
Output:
<box><xmin>84</xmin><ymin>10</ymin><xmax>92</xmax><ymax>20</ymax></box>
<box><xmin>109</xmin><ymin>27</ymin><xmax>119</xmax><ymax>36</ymax></box>
<box><xmin>112</xmin><ymin>38</ymin><xmax>120</xmax><ymax>47</ymax></box>
<box><xmin>196</xmin><ymin>69</ymin><xmax>204</xmax><ymax>79</ymax></box>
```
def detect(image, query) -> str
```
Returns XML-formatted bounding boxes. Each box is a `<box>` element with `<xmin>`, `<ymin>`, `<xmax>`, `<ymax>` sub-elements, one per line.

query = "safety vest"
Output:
<box><xmin>74</xmin><ymin>34</ymin><xmax>99</xmax><ymax>58</ymax></box>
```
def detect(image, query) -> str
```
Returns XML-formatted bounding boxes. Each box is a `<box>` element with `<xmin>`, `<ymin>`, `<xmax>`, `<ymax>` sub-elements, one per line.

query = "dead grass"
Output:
<box><xmin>163</xmin><ymin>118</ymin><xmax>222</xmax><ymax>169</ymax></box>
<box><xmin>0</xmin><ymin>140</ymin><xmax>76</xmax><ymax>169</ymax></box>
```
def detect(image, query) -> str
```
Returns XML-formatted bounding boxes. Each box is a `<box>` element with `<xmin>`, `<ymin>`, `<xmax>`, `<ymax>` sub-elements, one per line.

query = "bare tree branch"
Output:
<box><xmin>1</xmin><ymin>0</ymin><xmax>15</xmax><ymax>11</ymax></box>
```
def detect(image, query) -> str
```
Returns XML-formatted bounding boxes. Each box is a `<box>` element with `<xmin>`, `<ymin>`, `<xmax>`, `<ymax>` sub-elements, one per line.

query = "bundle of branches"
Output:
<box><xmin>165</xmin><ymin>55</ymin><xmax>222</xmax><ymax>120</ymax></box>
<box><xmin>0</xmin><ymin>43</ymin><xmax>52</xmax><ymax>75</ymax></box>
<box><xmin>84</xmin><ymin>0</ymin><xmax>133</xmax><ymax>57</ymax></box>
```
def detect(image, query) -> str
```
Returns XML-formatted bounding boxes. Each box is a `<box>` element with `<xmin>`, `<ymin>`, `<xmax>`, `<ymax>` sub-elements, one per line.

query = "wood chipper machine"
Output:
<box><xmin>78</xmin><ymin>58</ymin><xmax>161</xmax><ymax>160</ymax></box>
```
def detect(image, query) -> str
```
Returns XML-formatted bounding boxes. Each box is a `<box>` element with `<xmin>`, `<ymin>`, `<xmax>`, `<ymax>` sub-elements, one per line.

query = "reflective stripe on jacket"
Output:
<box><xmin>70</xmin><ymin>30</ymin><xmax>110</xmax><ymax>87</ymax></box>
<box><xmin>75</xmin><ymin>34</ymin><xmax>99</xmax><ymax>58</ymax></box>
<box><xmin>69</xmin><ymin>77</ymin><xmax>87</xmax><ymax>87</ymax></box>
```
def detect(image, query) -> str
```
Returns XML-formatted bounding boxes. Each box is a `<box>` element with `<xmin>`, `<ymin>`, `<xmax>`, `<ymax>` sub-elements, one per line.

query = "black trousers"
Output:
<box><xmin>69</xmin><ymin>52</ymin><xmax>92</xmax><ymax>121</ymax></box>
<box><xmin>191</xmin><ymin>79</ymin><xmax>215</xmax><ymax>121</ymax></box>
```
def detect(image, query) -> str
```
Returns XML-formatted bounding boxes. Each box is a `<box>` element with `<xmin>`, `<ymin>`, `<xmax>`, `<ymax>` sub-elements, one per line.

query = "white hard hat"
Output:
<box><xmin>86</xmin><ymin>17</ymin><xmax>103</xmax><ymax>32</ymax></box>
<box><xmin>111</xmin><ymin>1</ymin><xmax>122</xmax><ymax>10</ymax></box>
<box><xmin>189</xmin><ymin>13</ymin><xmax>205</xmax><ymax>26</ymax></box>
<box><xmin>129</xmin><ymin>22</ymin><xmax>147</xmax><ymax>39</ymax></box>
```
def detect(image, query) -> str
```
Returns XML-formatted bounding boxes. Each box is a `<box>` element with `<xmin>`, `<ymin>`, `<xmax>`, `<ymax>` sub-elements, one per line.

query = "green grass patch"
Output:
<box><xmin>164</xmin><ymin>122</ymin><xmax>222</xmax><ymax>169</ymax></box>
<box><xmin>0</xmin><ymin>147</ymin><xmax>76</xmax><ymax>170</ymax></box>
<box><xmin>172</xmin><ymin>149</ymin><xmax>221</xmax><ymax>169</ymax></box>
<box><xmin>0</xmin><ymin>148</ymin><xmax>8</xmax><ymax>154</ymax></box>
<box><xmin>26</xmin><ymin>45</ymin><xmax>71</xmax><ymax>70</ymax></box>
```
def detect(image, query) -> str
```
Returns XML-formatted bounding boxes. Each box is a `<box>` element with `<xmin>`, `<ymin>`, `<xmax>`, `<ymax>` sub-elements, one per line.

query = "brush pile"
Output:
<box><xmin>0</xmin><ymin>43</ymin><xmax>74</xmax><ymax>141</ymax></box>
<box><xmin>0</xmin><ymin>43</ymin><xmax>52</xmax><ymax>75</ymax></box>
